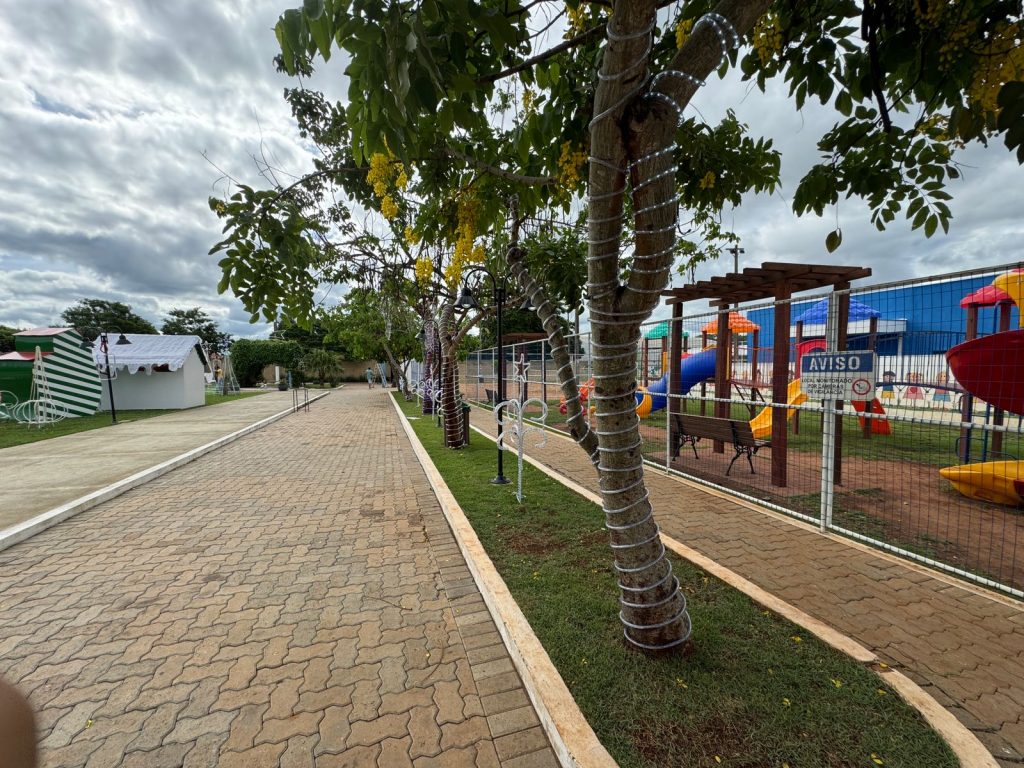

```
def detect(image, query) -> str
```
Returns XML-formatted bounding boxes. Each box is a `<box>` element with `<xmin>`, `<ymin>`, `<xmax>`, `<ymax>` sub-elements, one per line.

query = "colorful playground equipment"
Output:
<box><xmin>940</xmin><ymin>269</ymin><xmax>1024</xmax><ymax>505</ymax></box>
<box><xmin>749</xmin><ymin>379</ymin><xmax>806</xmax><ymax>440</ymax></box>
<box><xmin>558</xmin><ymin>377</ymin><xmax>596</xmax><ymax>415</ymax></box>
<box><xmin>635</xmin><ymin>348</ymin><xmax>716</xmax><ymax>419</ymax></box>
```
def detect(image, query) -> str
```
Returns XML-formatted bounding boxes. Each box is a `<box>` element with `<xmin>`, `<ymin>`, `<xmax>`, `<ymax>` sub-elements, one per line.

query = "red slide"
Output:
<box><xmin>851</xmin><ymin>398</ymin><xmax>892</xmax><ymax>435</ymax></box>
<box><xmin>946</xmin><ymin>329</ymin><xmax>1024</xmax><ymax>417</ymax></box>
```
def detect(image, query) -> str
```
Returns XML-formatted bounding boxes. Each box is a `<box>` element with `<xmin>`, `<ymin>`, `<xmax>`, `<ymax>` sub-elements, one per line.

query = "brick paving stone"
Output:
<box><xmin>0</xmin><ymin>389</ymin><xmax>552</xmax><ymax>767</ymax></box>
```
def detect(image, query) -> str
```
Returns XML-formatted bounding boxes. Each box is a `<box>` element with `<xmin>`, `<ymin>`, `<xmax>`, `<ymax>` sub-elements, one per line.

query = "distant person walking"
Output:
<box><xmin>365</xmin><ymin>366</ymin><xmax>375</xmax><ymax>389</ymax></box>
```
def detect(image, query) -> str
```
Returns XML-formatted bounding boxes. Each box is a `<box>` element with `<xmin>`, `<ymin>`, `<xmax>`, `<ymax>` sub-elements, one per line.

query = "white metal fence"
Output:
<box><xmin>463</xmin><ymin>262</ymin><xmax>1024</xmax><ymax>597</ymax></box>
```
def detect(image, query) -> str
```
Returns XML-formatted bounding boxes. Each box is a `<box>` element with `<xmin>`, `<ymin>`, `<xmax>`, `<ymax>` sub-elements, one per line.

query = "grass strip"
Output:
<box><xmin>0</xmin><ymin>391</ymin><xmax>268</xmax><ymax>449</ymax></box>
<box><xmin>396</xmin><ymin>394</ymin><xmax>957</xmax><ymax>768</ymax></box>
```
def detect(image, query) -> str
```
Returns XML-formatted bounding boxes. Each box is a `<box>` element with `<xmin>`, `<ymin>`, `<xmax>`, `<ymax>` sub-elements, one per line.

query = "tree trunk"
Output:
<box><xmin>382</xmin><ymin>342</ymin><xmax>407</xmax><ymax>394</ymax></box>
<box><xmin>439</xmin><ymin>301</ymin><xmax>464</xmax><ymax>448</ymax></box>
<box><xmin>570</xmin><ymin>0</ymin><xmax>770</xmax><ymax>652</ymax></box>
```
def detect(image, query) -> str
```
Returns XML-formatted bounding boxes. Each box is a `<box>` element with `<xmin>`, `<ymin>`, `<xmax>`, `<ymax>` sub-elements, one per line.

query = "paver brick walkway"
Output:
<box><xmin>0</xmin><ymin>389</ymin><xmax>555</xmax><ymax>767</ymax></box>
<box><xmin>468</xmin><ymin>406</ymin><xmax>1024</xmax><ymax>767</ymax></box>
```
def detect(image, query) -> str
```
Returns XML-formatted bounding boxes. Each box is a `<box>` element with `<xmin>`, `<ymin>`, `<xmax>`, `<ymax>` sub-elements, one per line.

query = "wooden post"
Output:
<box><xmin>714</xmin><ymin>306</ymin><xmax>731</xmax><ymax>453</ymax></box>
<box><xmin>793</xmin><ymin>320</ymin><xmax>803</xmax><ymax>435</ymax></box>
<box><xmin>959</xmin><ymin>306</ymin><xmax>979</xmax><ymax>463</ymax></box>
<box><xmin>992</xmin><ymin>302</ymin><xmax>1012</xmax><ymax>454</ymax></box>
<box><xmin>833</xmin><ymin>285</ymin><xmax>850</xmax><ymax>486</ymax></box>
<box><xmin>668</xmin><ymin>303</ymin><xmax>684</xmax><ymax>462</ymax></box>
<box><xmin>864</xmin><ymin>316</ymin><xmax>879</xmax><ymax>439</ymax></box>
<box><xmin>751</xmin><ymin>329</ymin><xmax>760</xmax><ymax>385</ymax></box>
<box><xmin>700</xmin><ymin>331</ymin><xmax>708</xmax><ymax>415</ymax></box>
<box><xmin>772</xmin><ymin>285</ymin><xmax>791</xmax><ymax>487</ymax></box>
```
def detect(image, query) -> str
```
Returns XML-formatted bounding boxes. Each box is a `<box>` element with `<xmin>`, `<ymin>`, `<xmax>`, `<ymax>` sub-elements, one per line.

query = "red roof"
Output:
<box><xmin>14</xmin><ymin>327</ymin><xmax>73</xmax><ymax>337</ymax></box>
<box><xmin>960</xmin><ymin>285</ymin><xmax>1012</xmax><ymax>308</ymax></box>
<box><xmin>0</xmin><ymin>350</ymin><xmax>51</xmax><ymax>361</ymax></box>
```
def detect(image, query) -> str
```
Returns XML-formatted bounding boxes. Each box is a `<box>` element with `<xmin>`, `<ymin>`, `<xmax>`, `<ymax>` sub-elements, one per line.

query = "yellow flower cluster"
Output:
<box><xmin>415</xmin><ymin>255</ymin><xmax>433</xmax><ymax>286</ymax></box>
<box><xmin>365</xmin><ymin>151</ymin><xmax>408</xmax><ymax>221</ymax></box>
<box><xmin>939</xmin><ymin>18</ymin><xmax>977</xmax><ymax>70</ymax></box>
<box><xmin>404</xmin><ymin>226</ymin><xmax>420</xmax><ymax>247</ymax></box>
<box><xmin>522</xmin><ymin>88</ymin><xmax>536</xmax><ymax>117</ymax></box>
<box><xmin>380</xmin><ymin>195</ymin><xmax>399</xmax><ymax>220</ymax></box>
<box><xmin>698</xmin><ymin>171</ymin><xmax>716</xmax><ymax>189</ymax></box>
<box><xmin>912</xmin><ymin>0</ymin><xmax>946</xmax><ymax>29</ymax></box>
<box><xmin>557</xmin><ymin>141</ymin><xmax>588</xmax><ymax>191</ymax></box>
<box><xmin>967</xmin><ymin>22</ymin><xmax>1024</xmax><ymax>117</ymax></box>
<box><xmin>752</xmin><ymin>12</ymin><xmax>783</xmax><ymax>66</ymax></box>
<box><xmin>675</xmin><ymin>18</ymin><xmax>693</xmax><ymax>50</ymax></box>
<box><xmin>565</xmin><ymin>4</ymin><xmax>586</xmax><ymax>38</ymax></box>
<box><xmin>367</xmin><ymin>152</ymin><xmax>392</xmax><ymax>197</ymax></box>
<box><xmin>444</xmin><ymin>190</ymin><xmax>485</xmax><ymax>289</ymax></box>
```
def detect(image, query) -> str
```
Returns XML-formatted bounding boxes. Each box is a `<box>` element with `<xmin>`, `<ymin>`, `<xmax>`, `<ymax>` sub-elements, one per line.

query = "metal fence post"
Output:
<box><xmin>820</xmin><ymin>293</ymin><xmax>840</xmax><ymax>532</ymax></box>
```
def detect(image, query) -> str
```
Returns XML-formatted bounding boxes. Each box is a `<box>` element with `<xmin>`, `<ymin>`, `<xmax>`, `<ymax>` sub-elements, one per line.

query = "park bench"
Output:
<box><xmin>670</xmin><ymin>413</ymin><xmax>768</xmax><ymax>476</ymax></box>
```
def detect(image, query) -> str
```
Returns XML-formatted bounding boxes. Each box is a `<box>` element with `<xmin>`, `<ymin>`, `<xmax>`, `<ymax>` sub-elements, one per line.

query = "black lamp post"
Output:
<box><xmin>80</xmin><ymin>330</ymin><xmax>131</xmax><ymax>424</ymax></box>
<box><xmin>458</xmin><ymin>266</ymin><xmax>508</xmax><ymax>485</ymax></box>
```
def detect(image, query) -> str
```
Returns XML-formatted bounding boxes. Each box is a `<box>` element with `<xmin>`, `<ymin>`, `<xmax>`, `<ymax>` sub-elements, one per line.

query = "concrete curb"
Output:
<box><xmin>468</xmin><ymin>422</ymin><xmax>1000</xmax><ymax>768</ymax></box>
<box><xmin>0</xmin><ymin>392</ymin><xmax>331</xmax><ymax>554</ymax></box>
<box><xmin>392</xmin><ymin>396</ymin><xmax>616</xmax><ymax>768</ymax></box>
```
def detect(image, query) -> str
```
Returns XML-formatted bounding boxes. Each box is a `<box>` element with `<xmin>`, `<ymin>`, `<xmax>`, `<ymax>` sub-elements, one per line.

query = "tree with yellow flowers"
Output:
<box><xmin>214</xmin><ymin>0</ymin><xmax>1024</xmax><ymax>656</ymax></box>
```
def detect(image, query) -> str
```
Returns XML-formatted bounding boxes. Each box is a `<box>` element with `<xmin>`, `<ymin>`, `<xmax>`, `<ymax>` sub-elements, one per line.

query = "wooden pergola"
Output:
<box><xmin>663</xmin><ymin>262</ymin><xmax>872</xmax><ymax>487</ymax></box>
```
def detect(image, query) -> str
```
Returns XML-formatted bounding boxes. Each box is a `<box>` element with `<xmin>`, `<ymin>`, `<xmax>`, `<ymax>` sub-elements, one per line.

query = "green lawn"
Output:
<box><xmin>0</xmin><ymin>390</ymin><xmax>268</xmax><ymax>449</ymax></box>
<box><xmin>396</xmin><ymin>394</ymin><xmax>957</xmax><ymax>768</ymax></box>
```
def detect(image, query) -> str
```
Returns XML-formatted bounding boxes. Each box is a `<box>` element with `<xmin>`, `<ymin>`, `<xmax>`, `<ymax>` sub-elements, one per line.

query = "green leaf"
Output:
<box><xmin>303</xmin><ymin>0</ymin><xmax>325</xmax><ymax>20</ymax></box>
<box><xmin>308</xmin><ymin>14</ymin><xmax>333</xmax><ymax>60</ymax></box>
<box><xmin>825</xmin><ymin>228</ymin><xmax>842</xmax><ymax>253</ymax></box>
<box><xmin>924</xmin><ymin>215</ymin><xmax>938</xmax><ymax>237</ymax></box>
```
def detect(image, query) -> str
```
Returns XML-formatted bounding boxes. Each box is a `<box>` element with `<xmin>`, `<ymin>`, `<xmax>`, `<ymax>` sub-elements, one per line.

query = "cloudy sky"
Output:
<box><xmin>1</xmin><ymin>2</ymin><xmax>1021</xmax><ymax>338</ymax></box>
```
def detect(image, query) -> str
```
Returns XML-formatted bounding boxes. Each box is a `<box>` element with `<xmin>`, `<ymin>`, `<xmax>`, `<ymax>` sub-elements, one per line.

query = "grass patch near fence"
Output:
<box><xmin>0</xmin><ymin>390</ymin><xmax>268</xmax><ymax>449</ymax></box>
<box><xmin>395</xmin><ymin>394</ymin><xmax>957</xmax><ymax>768</ymax></box>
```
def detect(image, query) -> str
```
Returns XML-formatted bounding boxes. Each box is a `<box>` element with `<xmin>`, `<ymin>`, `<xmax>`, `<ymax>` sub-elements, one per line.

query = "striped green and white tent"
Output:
<box><xmin>0</xmin><ymin>328</ymin><xmax>102</xmax><ymax>417</ymax></box>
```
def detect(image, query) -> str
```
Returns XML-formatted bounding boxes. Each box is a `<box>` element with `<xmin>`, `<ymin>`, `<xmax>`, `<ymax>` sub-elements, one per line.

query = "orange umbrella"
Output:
<box><xmin>701</xmin><ymin>312</ymin><xmax>759</xmax><ymax>334</ymax></box>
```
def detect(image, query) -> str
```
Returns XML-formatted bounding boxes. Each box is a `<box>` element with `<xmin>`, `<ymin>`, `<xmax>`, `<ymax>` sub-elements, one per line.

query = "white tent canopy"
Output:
<box><xmin>91</xmin><ymin>334</ymin><xmax>209</xmax><ymax>375</ymax></box>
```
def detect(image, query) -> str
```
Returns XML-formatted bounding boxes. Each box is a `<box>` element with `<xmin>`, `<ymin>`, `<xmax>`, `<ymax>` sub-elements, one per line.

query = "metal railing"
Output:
<box><xmin>462</xmin><ymin>262</ymin><xmax>1024</xmax><ymax>597</ymax></box>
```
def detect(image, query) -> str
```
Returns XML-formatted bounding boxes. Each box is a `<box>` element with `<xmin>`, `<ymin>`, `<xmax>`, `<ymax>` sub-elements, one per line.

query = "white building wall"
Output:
<box><xmin>98</xmin><ymin>350</ymin><xmax>206</xmax><ymax>411</ymax></box>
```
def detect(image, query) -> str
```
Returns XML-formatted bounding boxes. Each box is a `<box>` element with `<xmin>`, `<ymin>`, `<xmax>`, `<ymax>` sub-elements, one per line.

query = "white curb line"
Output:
<box><xmin>467</xmin><ymin>422</ymin><xmax>1000</xmax><ymax>768</ymax></box>
<box><xmin>0</xmin><ymin>392</ymin><xmax>331</xmax><ymax>554</ymax></box>
<box><xmin>392</xmin><ymin>396</ymin><xmax>616</xmax><ymax>768</ymax></box>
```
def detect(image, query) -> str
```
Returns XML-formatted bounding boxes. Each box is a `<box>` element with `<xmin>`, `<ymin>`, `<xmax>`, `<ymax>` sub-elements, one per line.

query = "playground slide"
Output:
<box><xmin>940</xmin><ymin>271</ymin><xmax>1024</xmax><ymax>506</ymax></box>
<box><xmin>635</xmin><ymin>348</ymin><xmax>717</xmax><ymax>418</ymax></box>
<box><xmin>946</xmin><ymin>329</ymin><xmax>1024</xmax><ymax>417</ymax></box>
<box><xmin>938</xmin><ymin>461</ymin><xmax>1024</xmax><ymax>506</ymax></box>
<box><xmin>749</xmin><ymin>379</ymin><xmax>807</xmax><ymax>440</ymax></box>
<box><xmin>851</xmin><ymin>398</ymin><xmax>893</xmax><ymax>435</ymax></box>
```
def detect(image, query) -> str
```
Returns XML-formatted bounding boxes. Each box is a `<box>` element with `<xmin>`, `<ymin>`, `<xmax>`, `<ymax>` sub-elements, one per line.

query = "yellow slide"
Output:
<box><xmin>749</xmin><ymin>379</ymin><xmax>807</xmax><ymax>440</ymax></box>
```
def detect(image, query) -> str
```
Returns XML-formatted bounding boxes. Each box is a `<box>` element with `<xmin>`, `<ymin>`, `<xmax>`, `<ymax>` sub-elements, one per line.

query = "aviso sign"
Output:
<box><xmin>800</xmin><ymin>352</ymin><xmax>876</xmax><ymax>401</ymax></box>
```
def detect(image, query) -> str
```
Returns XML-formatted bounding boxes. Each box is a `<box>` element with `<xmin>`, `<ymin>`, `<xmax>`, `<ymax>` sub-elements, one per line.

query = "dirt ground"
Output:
<box><xmin>550</xmin><ymin>421</ymin><xmax>1024</xmax><ymax>593</ymax></box>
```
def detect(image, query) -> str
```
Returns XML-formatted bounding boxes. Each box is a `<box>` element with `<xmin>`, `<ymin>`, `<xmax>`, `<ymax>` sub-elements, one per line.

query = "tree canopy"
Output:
<box><xmin>160</xmin><ymin>308</ymin><xmax>231</xmax><ymax>352</ymax></box>
<box><xmin>60</xmin><ymin>299</ymin><xmax>158</xmax><ymax>335</ymax></box>
<box><xmin>232</xmin><ymin>0</ymin><xmax>1024</xmax><ymax>653</ymax></box>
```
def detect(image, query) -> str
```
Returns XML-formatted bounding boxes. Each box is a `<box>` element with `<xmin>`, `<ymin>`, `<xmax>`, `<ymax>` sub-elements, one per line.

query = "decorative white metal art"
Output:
<box><xmin>495</xmin><ymin>354</ymin><xmax>548</xmax><ymax>502</ymax></box>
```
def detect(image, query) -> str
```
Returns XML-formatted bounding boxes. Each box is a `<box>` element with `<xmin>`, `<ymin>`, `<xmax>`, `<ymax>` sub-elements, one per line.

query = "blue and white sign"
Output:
<box><xmin>800</xmin><ymin>352</ymin><xmax>876</xmax><ymax>401</ymax></box>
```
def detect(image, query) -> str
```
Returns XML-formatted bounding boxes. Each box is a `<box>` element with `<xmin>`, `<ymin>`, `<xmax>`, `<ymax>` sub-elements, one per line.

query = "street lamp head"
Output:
<box><xmin>456</xmin><ymin>286</ymin><xmax>480</xmax><ymax>310</ymax></box>
<box><xmin>79</xmin><ymin>337</ymin><xmax>95</xmax><ymax>351</ymax></box>
<box><xmin>416</xmin><ymin>329</ymin><xmax>425</xmax><ymax>342</ymax></box>
<box><xmin>519</xmin><ymin>297</ymin><xmax>536</xmax><ymax>312</ymax></box>
<box><xmin>114</xmin><ymin>333</ymin><xmax>132</xmax><ymax>345</ymax></box>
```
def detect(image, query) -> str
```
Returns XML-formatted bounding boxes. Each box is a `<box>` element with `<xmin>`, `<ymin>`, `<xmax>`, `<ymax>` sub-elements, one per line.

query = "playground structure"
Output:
<box><xmin>940</xmin><ymin>269</ymin><xmax>1024</xmax><ymax>506</ymax></box>
<box><xmin>462</xmin><ymin>260</ymin><xmax>1024</xmax><ymax>596</ymax></box>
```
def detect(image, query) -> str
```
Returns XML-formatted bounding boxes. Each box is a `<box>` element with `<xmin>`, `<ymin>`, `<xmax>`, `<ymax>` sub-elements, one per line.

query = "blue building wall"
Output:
<box><xmin>744</xmin><ymin>274</ymin><xmax>1019</xmax><ymax>360</ymax></box>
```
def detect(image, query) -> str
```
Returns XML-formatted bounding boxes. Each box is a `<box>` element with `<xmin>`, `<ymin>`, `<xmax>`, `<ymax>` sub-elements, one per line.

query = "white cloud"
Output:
<box><xmin>0</xmin><ymin>2</ymin><xmax>1020</xmax><ymax>342</ymax></box>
